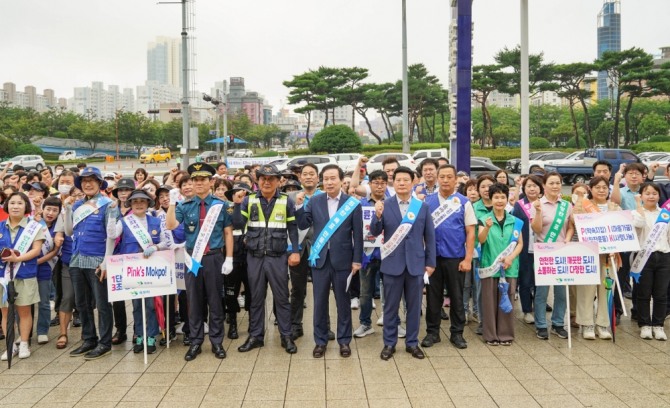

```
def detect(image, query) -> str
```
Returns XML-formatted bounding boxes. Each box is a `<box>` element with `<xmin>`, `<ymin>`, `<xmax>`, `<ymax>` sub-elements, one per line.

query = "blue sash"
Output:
<box><xmin>308</xmin><ymin>196</ymin><xmax>360</xmax><ymax>267</ymax></box>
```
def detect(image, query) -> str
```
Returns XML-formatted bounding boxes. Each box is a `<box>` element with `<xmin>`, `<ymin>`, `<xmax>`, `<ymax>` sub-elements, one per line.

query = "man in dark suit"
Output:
<box><xmin>370</xmin><ymin>166</ymin><xmax>436</xmax><ymax>360</ymax></box>
<box><xmin>297</xmin><ymin>164</ymin><xmax>364</xmax><ymax>358</ymax></box>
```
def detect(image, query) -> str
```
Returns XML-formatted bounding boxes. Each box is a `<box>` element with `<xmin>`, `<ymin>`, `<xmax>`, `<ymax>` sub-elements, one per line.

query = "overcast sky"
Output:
<box><xmin>2</xmin><ymin>0</ymin><xmax>668</xmax><ymax>111</ymax></box>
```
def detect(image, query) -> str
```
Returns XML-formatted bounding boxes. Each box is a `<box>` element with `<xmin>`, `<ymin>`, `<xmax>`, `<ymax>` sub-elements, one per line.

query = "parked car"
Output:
<box><xmin>527</xmin><ymin>152</ymin><xmax>570</xmax><ymax>173</ymax></box>
<box><xmin>277</xmin><ymin>155</ymin><xmax>337</xmax><ymax>173</ymax></box>
<box><xmin>506</xmin><ymin>151</ymin><xmax>553</xmax><ymax>173</ymax></box>
<box><xmin>0</xmin><ymin>155</ymin><xmax>46</xmax><ymax>172</ymax></box>
<box><xmin>544</xmin><ymin>151</ymin><xmax>585</xmax><ymax>166</ymax></box>
<box><xmin>329</xmin><ymin>153</ymin><xmax>363</xmax><ymax>173</ymax></box>
<box><xmin>544</xmin><ymin>148</ymin><xmax>641</xmax><ymax>185</ymax></box>
<box><xmin>196</xmin><ymin>151</ymin><xmax>219</xmax><ymax>163</ymax></box>
<box><xmin>233</xmin><ymin>149</ymin><xmax>254</xmax><ymax>158</ymax></box>
<box><xmin>412</xmin><ymin>148</ymin><xmax>449</xmax><ymax>166</ymax></box>
<box><xmin>139</xmin><ymin>148</ymin><xmax>171</xmax><ymax>163</ymax></box>
<box><xmin>58</xmin><ymin>150</ymin><xmax>79</xmax><ymax>161</ymax></box>
<box><xmin>638</xmin><ymin>152</ymin><xmax>669</xmax><ymax>162</ymax></box>
<box><xmin>470</xmin><ymin>159</ymin><xmax>503</xmax><ymax>179</ymax></box>
<box><xmin>471</xmin><ymin>156</ymin><xmax>493</xmax><ymax>164</ymax></box>
<box><xmin>366</xmin><ymin>153</ymin><xmax>415</xmax><ymax>173</ymax></box>
<box><xmin>85</xmin><ymin>152</ymin><xmax>110</xmax><ymax>160</ymax></box>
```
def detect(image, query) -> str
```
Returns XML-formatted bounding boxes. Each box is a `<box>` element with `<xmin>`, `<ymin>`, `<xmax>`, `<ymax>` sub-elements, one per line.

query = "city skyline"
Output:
<box><xmin>2</xmin><ymin>0</ymin><xmax>668</xmax><ymax>111</ymax></box>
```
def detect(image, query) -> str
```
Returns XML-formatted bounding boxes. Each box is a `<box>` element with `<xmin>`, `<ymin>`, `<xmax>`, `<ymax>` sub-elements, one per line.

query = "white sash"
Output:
<box><xmin>73</xmin><ymin>196</ymin><xmax>111</xmax><ymax>228</ymax></box>
<box><xmin>184</xmin><ymin>203</ymin><xmax>224</xmax><ymax>273</ymax></box>
<box><xmin>431</xmin><ymin>196</ymin><xmax>461</xmax><ymax>229</ymax></box>
<box><xmin>41</xmin><ymin>226</ymin><xmax>58</xmax><ymax>271</ymax></box>
<box><xmin>381</xmin><ymin>198</ymin><xmax>422</xmax><ymax>260</ymax></box>
<box><xmin>125</xmin><ymin>214</ymin><xmax>153</xmax><ymax>251</ymax></box>
<box><xmin>630</xmin><ymin>209</ymin><xmax>670</xmax><ymax>277</ymax></box>
<box><xmin>156</xmin><ymin>210</ymin><xmax>175</xmax><ymax>249</ymax></box>
<box><xmin>5</xmin><ymin>220</ymin><xmax>43</xmax><ymax>279</ymax></box>
<box><xmin>478</xmin><ymin>242</ymin><xmax>517</xmax><ymax>279</ymax></box>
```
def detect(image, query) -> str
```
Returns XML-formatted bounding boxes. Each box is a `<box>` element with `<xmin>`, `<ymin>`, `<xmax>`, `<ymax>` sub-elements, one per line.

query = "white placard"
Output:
<box><xmin>534</xmin><ymin>242</ymin><xmax>601</xmax><ymax>286</ymax></box>
<box><xmin>106</xmin><ymin>250</ymin><xmax>177</xmax><ymax>302</ymax></box>
<box><xmin>574</xmin><ymin>210</ymin><xmax>640</xmax><ymax>254</ymax></box>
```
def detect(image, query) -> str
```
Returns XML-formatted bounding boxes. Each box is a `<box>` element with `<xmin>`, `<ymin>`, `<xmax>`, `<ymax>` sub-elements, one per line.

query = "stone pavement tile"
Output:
<box><xmin>325</xmin><ymin>367</ymin><xmax>364</xmax><ymax>385</ymax></box>
<box><xmin>497</xmin><ymin>354</ymin><xmax>537</xmax><ymax>367</ymax></box>
<box><xmin>37</xmin><ymin>361</ymin><xmax>83</xmax><ymax>375</ymax></box>
<box><xmin>285</xmin><ymin>384</ymin><xmax>326</xmax><ymax>401</ymax></box>
<box><xmin>199</xmin><ymin>401</ymin><xmax>242</xmax><ymax>408</ymax></box>
<box><xmin>579</xmin><ymin>364</ymin><xmax>628</xmax><ymax>379</ymax></box>
<box><xmin>409</xmin><ymin>397</ymin><xmax>455</xmax><ymax>408</ymax></box>
<box><xmin>284</xmin><ymin>401</ymin><xmax>326</xmax><ymax>408</ymax></box>
<box><xmin>480</xmin><ymin>379</ymin><xmax>530</xmax><ymax>397</ymax></box>
<box><xmin>650</xmin><ymin>363</ymin><xmax>670</xmax><ymax>377</ymax></box>
<box><xmin>395</xmin><ymin>362</ymin><xmax>440</xmax><ymax>383</ymax></box>
<box><xmin>448</xmin><ymin>395</ymin><xmax>498</xmax><ymax>408</ymax></box>
<box><xmin>79</xmin><ymin>385</ymin><xmax>130</xmax><ymax>402</ymax></box>
<box><xmin>533</xmin><ymin>352</ymin><xmax>576</xmax><ymax>366</ymax></box>
<box><xmin>470</xmin><ymin>366</ymin><xmax>512</xmax><ymax>382</ymax></box>
<box><xmin>145</xmin><ymin>360</ymin><xmax>186</xmax><ymax>373</ymax></box>
<box><xmin>549</xmin><ymin>365</ymin><xmax>590</xmax><ymax>379</ymax></box>
<box><xmin>594</xmin><ymin>349</ymin><xmax>644</xmax><ymax>366</ymax></box>
<box><xmin>566</xmin><ymin>351</ymin><xmax>613</xmax><ymax>365</ymax></box>
<box><xmin>521</xmin><ymin>379</ymin><xmax>570</xmax><ymax>396</ymax></box>
<box><xmin>1</xmin><ymin>387</ymin><xmax>52</xmax><ymax>405</ymax></box>
<box><xmin>121</xmin><ymin>386</ymin><xmax>169</xmax><ymax>402</ymax></box>
<box><xmin>493</xmin><ymin>395</ymin><xmax>541</xmax><ymax>408</ymax></box>
<box><xmin>559</xmin><ymin>377</ymin><xmax>609</xmax><ymax>395</ymax></box>
<box><xmin>173</xmin><ymin>371</ymin><xmax>215</xmax><ymax>387</ymax></box>
<box><xmin>211</xmin><ymin>371</ymin><xmax>253</xmax><ymax>386</ymax></box>
<box><xmin>633</xmin><ymin>352</ymin><xmax>670</xmax><ymax>365</ymax></box>
<box><xmin>326</xmin><ymin>382</ymin><xmax>366</xmax><ymax>400</ymax></box>
<box><xmin>74</xmin><ymin>402</ymin><xmax>117</xmax><ymax>408</ymax></box>
<box><xmin>596</xmin><ymin>377</ymin><xmax>648</xmax><ymax>397</ymax></box>
<box><xmin>203</xmin><ymin>384</ymin><xmax>247</xmax><ymax>401</ymax></box>
<box><xmin>41</xmin><ymin>386</ymin><xmax>89</xmax><ymax>403</ymax></box>
<box><xmin>17</xmin><ymin>373</ymin><xmax>66</xmax><ymax>388</ymax></box>
<box><xmin>1</xmin><ymin>360</ymin><xmax>49</xmax><ymax>375</ymax></box>
<box><xmin>575</xmin><ymin>392</ymin><xmax>628</xmax><ymax>408</ymax></box>
<box><xmin>159</xmin><ymin>385</ymin><xmax>207</xmax><ymax>404</ymax></box>
<box><xmin>435</xmin><ymin>368</ymin><xmax>478</xmax><ymax>383</ymax></box>
<box><xmin>614</xmin><ymin>363</ymin><xmax>663</xmax><ymax>379</ymax></box>
<box><xmin>360</xmin><ymin>361</ymin><xmax>402</xmax><ymax>384</ymax></box>
<box><xmin>532</xmin><ymin>394</ymin><xmax>583</xmax><ymax>408</ymax></box>
<box><xmin>326</xmin><ymin>399</ymin><xmax>369</xmax><ymax>408</ymax></box>
<box><xmin>72</xmin><ymin>358</ymin><xmax>117</xmax><ymax>374</ymax></box>
<box><xmin>33</xmin><ymin>403</ymin><xmax>76</xmax><ymax>408</ymax></box>
<box><xmin>367</xmin><ymin>398</ymin><xmax>411</xmax><ymax>408</ymax></box>
<box><xmin>365</xmin><ymin>382</ymin><xmax>409</xmax><ymax>400</ymax></box>
<box><xmin>244</xmin><ymin>382</ymin><xmax>286</xmax><ymax>401</ymax></box>
<box><xmin>58</xmin><ymin>373</ymin><xmax>104</xmax><ymax>389</ymax></box>
<box><xmin>216</xmin><ymin>354</ymin><xmax>257</xmax><ymax>372</ymax></box>
<box><xmin>633</xmin><ymin>375</ymin><xmax>670</xmax><ymax>394</ymax></box>
<box><xmin>158</xmin><ymin>401</ymin><xmax>202</xmax><ymax>408</ymax></box>
<box><xmin>0</xmin><ymin>389</ymin><xmax>12</xmax><ymax>400</ymax></box>
<box><xmin>443</xmin><ymin>381</ymin><xmax>489</xmax><ymax>397</ymax></box>
<box><xmin>461</xmin><ymin>355</ymin><xmax>503</xmax><ymax>368</ymax></box>
<box><xmin>618</xmin><ymin>393</ymin><xmax>670</xmax><ymax>408</ymax></box>
<box><xmin>135</xmin><ymin>371</ymin><xmax>178</xmax><ymax>386</ymax></box>
<box><xmin>95</xmin><ymin>372</ymin><xmax>142</xmax><ymax>387</ymax></box>
<box><xmin>292</xmin><ymin>358</ymin><xmax>326</xmax><ymax>373</ymax></box>
<box><xmin>249</xmin><ymin>370</ymin><xmax>288</xmax><ymax>385</ymax></box>
<box><xmin>403</xmin><ymin>382</ymin><xmax>448</xmax><ymax>400</ymax></box>
<box><xmin>180</xmin><ymin>356</ymin><xmax>222</xmax><ymax>372</ymax></box>
<box><xmin>116</xmin><ymin>403</ymin><xmax>159</xmax><ymax>408</ymax></box>
<box><xmin>109</xmin><ymin>361</ymin><xmax>151</xmax><ymax>374</ymax></box>
<box><xmin>252</xmin><ymin>355</ymin><xmax>291</xmax><ymax>371</ymax></box>
<box><xmin>240</xmin><ymin>401</ymin><xmax>284</xmax><ymax>408</ymax></box>
<box><xmin>506</xmin><ymin>364</ymin><xmax>553</xmax><ymax>381</ymax></box>
<box><xmin>429</xmin><ymin>356</ymin><xmax>469</xmax><ymax>369</ymax></box>
<box><xmin>289</xmin><ymin>368</ymin><xmax>326</xmax><ymax>385</ymax></box>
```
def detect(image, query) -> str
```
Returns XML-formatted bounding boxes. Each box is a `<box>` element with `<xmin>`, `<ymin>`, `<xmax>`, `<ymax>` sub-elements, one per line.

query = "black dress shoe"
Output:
<box><xmin>450</xmin><ymin>333</ymin><xmax>468</xmax><ymax>349</ymax></box>
<box><xmin>328</xmin><ymin>330</ymin><xmax>335</xmax><ymax>341</ymax></box>
<box><xmin>406</xmin><ymin>345</ymin><xmax>425</xmax><ymax>359</ymax></box>
<box><xmin>440</xmin><ymin>308</ymin><xmax>449</xmax><ymax>320</ymax></box>
<box><xmin>421</xmin><ymin>334</ymin><xmax>441</xmax><ymax>348</ymax></box>
<box><xmin>160</xmin><ymin>331</ymin><xmax>177</xmax><ymax>347</ymax></box>
<box><xmin>212</xmin><ymin>343</ymin><xmax>227</xmax><ymax>359</ymax></box>
<box><xmin>291</xmin><ymin>327</ymin><xmax>304</xmax><ymax>341</ymax></box>
<box><xmin>111</xmin><ymin>331</ymin><xmax>127</xmax><ymax>345</ymax></box>
<box><xmin>281</xmin><ymin>335</ymin><xmax>297</xmax><ymax>354</ymax></box>
<box><xmin>238</xmin><ymin>336</ymin><xmax>264</xmax><ymax>353</ymax></box>
<box><xmin>50</xmin><ymin>317</ymin><xmax>60</xmax><ymax>327</ymax></box>
<box><xmin>339</xmin><ymin>344</ymin><xmax>351</xmax><ymax>358</ymax></box>
<box><xmin>70</xmin><ymin>341</ymin><xmax>97</xmax><ymax>357</ymax></box>
<box><xmin>546</xmin><ymin>304</ymin><xmax>553</xmax><ymax>312</ymax></box>
<box><xmin>313</xmin><ymin>344</ymin><xmax>327</xmax><ymax>358</ymax></box>
<box><xmin>184</xmin><ymin>344</ymin><xmax>202</xmax><ymax>361</ymax></box>
<box><xmin>380</xmin><ymin>345</ymin><xmax>396</xmax><ymax>361</ymax></box>
<box><xmin>228</xmin><ymin>323</ymin><xmax>239</xmax><ymax>340</ymax></box>
<box><xmin>84</xmin><ymin>344</ymin><xmax>112</xmax><ymax>360</ymax></box>
<box><xmin>183</xmin><ymin>334</ymin><xmax>191</xmax><ymax>346</ymax></box>
<box><xmin>72</xmin><ymin>315</ymin><xmax>82</xmax><ymax>328</ymax></box>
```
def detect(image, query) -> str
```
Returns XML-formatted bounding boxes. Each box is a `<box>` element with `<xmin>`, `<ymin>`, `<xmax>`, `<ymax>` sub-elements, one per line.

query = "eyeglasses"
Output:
<box><xmin>626</xmin><ymin>172</ymin><xmax>642</xmax><ymax>177</ymax></box>
<box><xmin>370</xmin><ymin>181</ymin><xmax>387</xmax><ymax>186</ymax></box>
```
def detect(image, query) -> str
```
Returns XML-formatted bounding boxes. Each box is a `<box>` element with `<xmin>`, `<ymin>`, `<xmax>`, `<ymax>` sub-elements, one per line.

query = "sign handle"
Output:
<box><xmin>565</xmin><ymin>285</ymin><xmax>571</xmax><ymax>349</ymax></box>
<box><xmin>610</xmin><ymin>256</ymin><xmax>627</xmax><ymax>317</ymax></box>
<box><xmin>166</xmin><ymin>296</ymin><xmax>170</xmax><ymax>349</ymax></box>
<box><xmin>142</xmin><ymin>297</ymin><xmax>148</xmax><ymax>365</ymax></box>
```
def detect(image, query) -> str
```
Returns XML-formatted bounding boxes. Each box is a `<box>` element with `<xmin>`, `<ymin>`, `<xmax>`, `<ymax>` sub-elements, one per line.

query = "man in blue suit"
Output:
<box><xmin>297</xmin><ymin>164</ymin><xmax>364</xmax><ymax>358</ymax></box>
<box><xmin>370</xmin><ymin>166</ymin><xmax>436</xmax><ymax>360</ymax></box>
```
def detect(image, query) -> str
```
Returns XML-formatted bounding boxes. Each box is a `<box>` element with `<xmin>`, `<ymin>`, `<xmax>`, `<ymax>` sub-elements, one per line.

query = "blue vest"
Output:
<box><xmin>72</xmin><ymin>198</ymin><xmax>110</xmax><ymax>257</ymax></box>
<box><xmin>37</xmin><ymin>223</ymin><xmax>57</xmax><ymax>281</ymax></box>
<box><xmin>0</xmin><ymin>220</ymin><xmax>39</xmax><ymax>280</ymax></box>
<box><xmin>426</xmin><ymin>192</ymin><xmax>468</xmax><ymax>258</ymax></box>
<box><xmin>118</xmin><ymin>215</ymin><xmax>162</xmax><ymax>255</ymax></box>
<box><xmin>172</xmin><ymin>223</ymin><xmax>186</xmax><ymax>244</ymax></box>
<box><xmin>60</xmin><ymin>235</ymin><xmax>73</xmax><ymax>264</ymax></box>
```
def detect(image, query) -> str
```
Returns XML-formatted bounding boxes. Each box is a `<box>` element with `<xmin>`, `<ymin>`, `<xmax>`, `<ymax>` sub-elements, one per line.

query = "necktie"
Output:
<box><xmin>199</xmin><ymin>199</ymin><xmax>210</xmax><ymax>253</ymax></box>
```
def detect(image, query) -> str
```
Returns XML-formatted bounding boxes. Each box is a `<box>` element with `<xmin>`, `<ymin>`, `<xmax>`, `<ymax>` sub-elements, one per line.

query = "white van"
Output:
<box><xmin>58</xmin><ymin>150</ymin><xmax>78</xmax><ymax>161</ymax></box>
<box><xmin>412</xmin><ymin>148</ymin><xmax>449</xmax><ymax>166</ymax></box>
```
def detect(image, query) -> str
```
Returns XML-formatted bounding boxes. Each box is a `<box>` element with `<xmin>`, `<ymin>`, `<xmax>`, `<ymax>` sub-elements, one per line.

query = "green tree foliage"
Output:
<box><xmin>310</xmin><ymin>125</ymin><xmax>362</xmax><ymax>153</ymax></box>
<box><xmin>638</xmin><ymin>113</ymin><xmax>669</xmax><ymax>140</ymax></box>
<box><xmin>14</xmin><ymin>143</ymin><xmax>44</xmax><ymax>156</ymax></box>
<box><xmin>553</xmin><ymin>63</ymin><xmax>597</xmax><ymax>148</ymax></box>
<box><xmin>529</xmin><ymin>137</ymin><xmax>550</xmax><ymax>149</ymax></box>
<box><xmin>0</xmin><ymin>136</ymin><xmax>16</xmax><ymax>158</ymax></box>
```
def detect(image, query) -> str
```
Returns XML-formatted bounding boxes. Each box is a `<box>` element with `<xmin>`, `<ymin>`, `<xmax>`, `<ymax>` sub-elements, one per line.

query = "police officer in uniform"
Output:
<box><xmin>232</xmin><ymin>164</ymin><xmax>299</xmax><ymax>354</ymax></box>
<box><xmin>166</xmin><ymin>163</ymin><xmax>234</xmax><ymax>362</ymax></box>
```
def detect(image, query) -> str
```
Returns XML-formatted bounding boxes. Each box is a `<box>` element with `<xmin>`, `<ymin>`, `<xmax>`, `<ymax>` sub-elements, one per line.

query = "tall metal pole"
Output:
<box><xmin>215</xmin><ymin>89</ymin><xmax>221</xmax><ymax>156</ymax></box>
<box><xmin>401</xmin><ymin>0</ymin><xmax>410</xmax><ymax>154</ymax></box>
<box><xmin>455</xmin><ymin>0</ymin><xmax>472</xmax><ymax>173</ymax></box>
<box><xmin>223</xmin><ymin>80</ymin><xmax>228</xmax><ymax>164</ymax></box>
<box><xmin>180</xmin><ymin>0</ymin><xmax>191</xmax><ymax>168</ymax></box>
<box><xmin>520</xmin><ymin>0</ymin><xmax>530</xmax><ymax>174</ymax></box>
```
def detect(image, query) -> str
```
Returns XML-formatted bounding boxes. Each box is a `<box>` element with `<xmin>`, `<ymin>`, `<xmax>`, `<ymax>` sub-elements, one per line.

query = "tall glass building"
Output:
<box><xmin>597</xmin><ymin>0</ymin><xmax>621</xmax><ymax>100</ymax></box>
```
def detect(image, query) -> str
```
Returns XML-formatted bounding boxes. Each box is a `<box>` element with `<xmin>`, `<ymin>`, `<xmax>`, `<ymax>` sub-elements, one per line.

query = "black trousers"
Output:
<box><xmin>162</xmin><ymin>294</ymin><xmax>176</xmax><ymax>335</ymax></box>
<box><xmin>224</xmin><ymin>259</ymin><xmax>249</xmax><ymax>315</ymax></box>
<box><xmin>636</xmin><ymin>252</ymin><xmax>670</xmax><ymax>327</ymax></box>
<box><xmin>290</xmin><ymin>250</ymin><xmax>310</xmax><ymax>330</ymax></box>
<box><xmin>185</xmin><ymin>252</ymin><xmax>225</xmax><ymax>345</ymax></box>
<box><xmin>426</xmin><ymin>257</ymin><xmax>465</xmax><ymax>336</ymax></box>
<box><xmin>178</xmin><ymin>291</ymin><xmax>190</xmax><ymax>336</ymax></box>
<box><xmin>615</xmin><ymin>251</ymin><xmax>632</xmax><ymax>314</ymax></box>
<box><xmin>113</xmin><ymin>301</ymin><xmax>127</xmax><ymax>335</ymax></box>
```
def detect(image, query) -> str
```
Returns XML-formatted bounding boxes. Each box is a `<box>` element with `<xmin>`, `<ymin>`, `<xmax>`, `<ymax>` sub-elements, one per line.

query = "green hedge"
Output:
<box><xmin>630</xmin><ymin>142</ymin><xmax>670</xmax><ymax>153</ymax></box>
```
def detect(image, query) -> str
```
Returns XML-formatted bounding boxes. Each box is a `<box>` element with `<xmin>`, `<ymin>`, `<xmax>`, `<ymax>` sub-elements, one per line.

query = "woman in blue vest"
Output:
<box><xmin>0</xmin><ymin>192</ymin><xmax>46</xmax><ymax>360</ymax></box>
<box><xmin>107</xmin><ymin>189</ymin><xmax>169</xmax><ymax>354</ymax></box>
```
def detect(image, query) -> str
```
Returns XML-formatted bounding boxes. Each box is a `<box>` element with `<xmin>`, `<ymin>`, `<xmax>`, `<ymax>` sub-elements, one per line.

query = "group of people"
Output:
<box><xmin>0</xmin><ymin>152</ymin><xmax>668</xmax><ymax>363</ymax></box>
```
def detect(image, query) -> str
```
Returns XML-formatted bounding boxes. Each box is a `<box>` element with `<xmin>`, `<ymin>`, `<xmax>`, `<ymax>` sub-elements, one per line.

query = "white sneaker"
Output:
<box><xmin>353</xmin><ymin>325</ymin><xmax>375</xmax><ymax>338</ymax></box>
<box><xmin>204</xmin><ymin>322</ymin><xmax>209</xmax><ymax>334</ymax></box>
<box><xmin>653</xmin><ymin>326</ymin><xmax>667</xmax><ymax>341</ymax></box>
<box><xmin>175</xmin><ymin>322</ymin><xmax>184</xmax><ymax>335</ymax></box>
<box><xmin>37</xmin><ymin>334</ymin><xmax>49</xmax><ymax>344</ymax></box>
<box><xmin>237</xmin><ymin>295</ymin><xmax>245</xmax><ymax>309</ymax></box>
<box><xmin>398</xmin><ymin>326</ymin><xmax>406</xmax><ymax>338</ymax></box>
<box><xmin>376</xmin><ymin>314</ymin><xmax>384</xmax><ymax>326</ymax></box>
<box><xmin>523</xmin><ymin>313</ymin><xmax>534</xmax><ymax>324</ymax></box>
<box><xmin>596</xmin><ymin>325</ymin><xmax>612</xmax><ymax>340</ymax></box>
<box><xmin>582</xmin><ymin>325</ymin><xmax>596</xmax><ymax>340</ymax></box>
<box><xmin>1</xmin><ymin>344</ymin><xmax>18</xmax><ymax>361</ymax></box>
<box><xmin>350</xmin><ymin>297</ymin><xmax>360</xmax><ymax>310</ymax></box>
<box><xmin>640</xmin><ymin>325</ymin><xmax>653</xmax><ymax>340</ymax></box>
<box><xmin>18</xmin><ymin>342</ymin><xmax>30</xmax><ymax>359</ymax></box>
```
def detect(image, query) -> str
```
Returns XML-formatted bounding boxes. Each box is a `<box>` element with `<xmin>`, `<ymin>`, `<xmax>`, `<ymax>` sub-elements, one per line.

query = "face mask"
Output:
<box><xmin>58</xmin><ymin>184</ymin><xmax>72</xmax><ymax>196</ymax></box>
<box><xmin>107</xmin><ymin>181</ymin><xmax>116</xmax><ymax>190</ymax></box>
<box><xmin>55</xmin><ymin>169</ymin><xmax>63</xmax><ymax>177</ymax></box>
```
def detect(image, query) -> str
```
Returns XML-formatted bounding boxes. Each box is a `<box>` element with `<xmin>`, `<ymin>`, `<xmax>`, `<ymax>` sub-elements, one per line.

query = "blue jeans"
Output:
<box><xmin>36</xmin><ymin>279</ymin><xmax>52</xmax><ymax>336</ymax></box>
<box><xmin>70</xmin><ymin>267</ymin><xmax>113</xmax><ymax>348</ymax></box>
<box><xmin>133</xmin><ymin>298</ymin><xmax>160</xmax><ymax>338</ymax></box>
<box><xmin>463</xmin><ymin>267</ymin><xmax>481</xmax><ymax>316</ymax></box>
<box><xmin>518</xmin><ymin>254</ymin><xmax>535</xmax><ymax>313</ymax></box>
<box><xmin>359</xmin><ymin>259</ymin><xmax>380</xmax><ymax>327</ymax></box>
<box><xmin>534</xmin><ymin>285</ymin><xmax>566</xmax><ymax>329</ymax></box>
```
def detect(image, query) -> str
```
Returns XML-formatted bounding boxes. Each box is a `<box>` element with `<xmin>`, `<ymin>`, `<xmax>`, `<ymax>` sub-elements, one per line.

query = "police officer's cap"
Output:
<box><xmin>74</xmin><ymin>167</ymin><xmax>108</xmax><ymax>190</ymax></box>
<box><xmin>281</xmin><ymin>179</ymin><xmax>303</xmax><ymax>192</ymax></box>
<box><xmin>255</xmin><ymin>164</ymin><xmax>280</xmax><ymax>178</ymax></box>
<box><xmin>112</xmin><ymin>178</ymin><xmax>135</xmax><ymax>198</ymax></box>
<box><xmin>125</xmin><ymin>189</ymin><xmax>155</xmax><ymax>208</ymax></box>
<box><xmin>188</xmin><ymin>162</ymin><xmax>216</xmax><ymax>178</ymax></box>
<box><xmin>224</xmin><ymin>182</ymin><xmax>253</xmax><ymax>201</ymax></box>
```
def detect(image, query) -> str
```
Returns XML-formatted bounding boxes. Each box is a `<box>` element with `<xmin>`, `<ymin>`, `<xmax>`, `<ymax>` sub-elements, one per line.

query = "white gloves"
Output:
<box><xmin>144</xmin><ymin>245</ymin><xmax>157</xmax><ymax>257</ymax></box>
<box><xmin>169</xmin><ymin>188</ymin><xmax>181</xmax><ymax>206</ymax></box>
<box><xmin>423</xmin><ymin>272</ymin><xmax>430</xmax><ymax>285</ymax></box>
<box><xmin>222</xmin><ymin>258</ymin><xmax>233</xmax><ymax>275</ymax></box>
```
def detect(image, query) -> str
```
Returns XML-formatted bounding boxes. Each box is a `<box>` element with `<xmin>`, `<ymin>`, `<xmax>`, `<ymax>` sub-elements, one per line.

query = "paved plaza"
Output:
<box><xmin>0</xmin><ymin>290</ymin><xmax>669</xmax><ymax>408</ymax></box>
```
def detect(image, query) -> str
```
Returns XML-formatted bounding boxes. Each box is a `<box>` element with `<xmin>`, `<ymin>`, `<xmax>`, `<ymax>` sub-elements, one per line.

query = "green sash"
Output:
<box><xmin>544</xmin><ymin>200</ymin><xmax>568</xmax><ymax>243</ymax></box>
